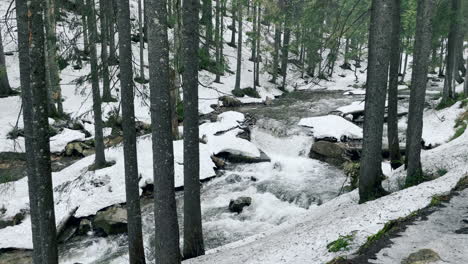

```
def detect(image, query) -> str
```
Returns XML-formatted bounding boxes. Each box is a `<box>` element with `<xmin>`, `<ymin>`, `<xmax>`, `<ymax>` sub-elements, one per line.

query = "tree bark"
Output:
<box><xmin>229</xmin><ymin>0</ymin><xmax>236</xmax><ymax>46</ymax></box>
<box><xmin>182</xmin><ymin>0</ymin><xmax>205</xmax><ymax>258</ymax></box>
<box><xmin>15</xmin><ymin>0</ymin><xmax>42</xmax><ymax>261</ymax></box>
<box><xmin>138</xmin><ymin>0</ymin><xmax>145</xmax><ymax>81</ymax></box>
<box><xmin>116</xmin><ymin>0</ymin><xmax>146</xmax><ymax>263</ymax></box>
<box><xmin>147</xmin><ymin>0</ymin><xmax>181</xmax><ymax>262</ymax></box>
<box><xmin>0</xmin><ymin>30</ymin><xmax>12</xmax><ymax>97</ymax></box>
<box><xmin>29</xmin><ymin>0</ymin><xmax>59</xmax><ymax>262</ymax></box>
<box><xmin>443</xmin><ymin>0</ymin><xmax>461</xmax><ymax>101</ymax></box>
<box><xmin>108</xmin><ymin>1</ymin><xmax>118</xmax><ymax>65</ymax></box>
<box><xmin>44</xmin><ymin>0</ymin><xmax>63</xmax><ymax>115</ymax></box>
<box><xmin>358</xmin><ymin>0</ymin><xmax>392</xmax><ymax>203</ymax></box>
<box><xmin>214</xmin><ymin>0</ymin><xmax>221</xmax><ymax>83</ymax></box>
<box><xmin>271</xmin><ymin>23</ymin><xmax>281</xmax><ymax>83</ymax></box>
<box><xmin>86</xmin><ymin>0</ymin><xmax>107</xmax><ymax>167</ymax></box>
<box><xmin>405</xmin><ymin>0</ymin><xmax>435</xmax><ymax>186</ymax></box>
<box><xmin>254</xmin><ymin>4</ymin><xmax>261</xmax><ymax>87</ymax></box>
<box><xmin>387</xmin><ymin>0</ymin><xmax>402</xmax><ymax>169</ymax></box>
<box><xmin>233</xmin><ymin>0</ymin><xmax>243</xmax><ymax>92</ymax></box>
<box><xmin>465</xmin><ymin>55</ymin><xmax>468</xmax><ymax>95</ymax></box>
<box><xmin>100</xmin><ymin>0</ymin><xmax>112</xmax><ymax>102</ymax></box>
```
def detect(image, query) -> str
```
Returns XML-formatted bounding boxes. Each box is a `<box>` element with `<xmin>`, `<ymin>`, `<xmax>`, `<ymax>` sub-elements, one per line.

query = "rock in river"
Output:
<box><xmin>229</xmin><ymin>197</ymin><xmax>252</xmax><ymax>213</ymax></box>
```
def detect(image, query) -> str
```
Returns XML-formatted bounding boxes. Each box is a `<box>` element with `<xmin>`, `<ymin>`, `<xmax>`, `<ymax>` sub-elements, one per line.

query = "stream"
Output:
<box><xmin>55</xmin><ymin>89</ymin><xmax>364</xmax><ymax>263</ymax></box>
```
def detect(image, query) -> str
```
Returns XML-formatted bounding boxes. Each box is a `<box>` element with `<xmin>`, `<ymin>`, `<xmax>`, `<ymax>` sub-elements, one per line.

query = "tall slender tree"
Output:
<box><xmin>137</xmin><ymin>0</ymin><xmax>146</xmax><ymax>81</ymax></box>
<box><xmin>16</xmin><ymin>0</ymin><xmax>42</xmax><ymax>261</ymax></box>
<box><xmin>147</xmin><ymin>0</ymin><xmax>181</xmax><ymax>262</ymax></box>
<box><xmin>405</xmin><ymin>0</ymin><xmax>435</xmax><ymax>186</ymax></box>
<box><xmin>182</xmin><ymin>0</ymin><xmax>205</xmax><ymax>258</ymax></box>
<box><xmin>229</xmin><ymin>0</ymin><xmax>236</xmax><ymax>47</ymax></box>
<box><xmin>271</xmin><ymin>23</ymin><xmax>281</xmax><ymax>83</ymax></box>
<box><xmin>100</xmin><ymin>0</ymin><xmax>113</xmax><ymax>102</ymax></box>
<box><xmin>387</xmin><ymin>0</ymin><xmax>402</xmax><ymax>169</ymax></box>
<box><xmin>215</xmin><ymin>0</ymin><xmax>222</xmax><ymax>83</ymax></box>
<box><xmin>233</xmin><ymin>0</ymin><xmax>243</xmax><ymax>93</ymax></box>
<box><xmin>358</xmin><ymin>0</ymin><xmax>392</xmax><ymax>203</ymax></box>
<box><xmin>44</xmin><ymin>0</ymin><xmax>63</xmax><ymax>116</ymax></box>
<box><xmin>0</xmin><ymin>31</ymin><xmax>13</xmax><ymax>97</ymax></box>
<box><xmin>86</xmin><ymin>0</ymin><xmax>107</xmax><ymax>168</ymax></box>
<box><xmin>18</xmin><ymin>0</ymin><xmax>59</xmax><ymax>262</ymax></box>
<box><xmin>116</xmin><ymin>0</ymin><xmax>146</xmax><ymax>263</ymax></box>
<box><xmin>442</xmin><ymin>0</ymin><xmax>461</xmax><ymax>102</ymax></box>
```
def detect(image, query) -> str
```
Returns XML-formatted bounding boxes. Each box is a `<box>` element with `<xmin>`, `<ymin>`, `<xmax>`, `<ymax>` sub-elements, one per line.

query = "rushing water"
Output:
<box><xmin>59</xmin><ymin>90</ymin><xmax>362</xmax><ymax>263</ymax></box>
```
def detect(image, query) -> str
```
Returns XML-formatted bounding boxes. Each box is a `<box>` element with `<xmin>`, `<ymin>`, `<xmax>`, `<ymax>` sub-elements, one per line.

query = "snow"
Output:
<box><xmin>49</xmin><ymin>128</ymin><xmax>86</xmax><ymax>153</ymax></box>
<box><xmin>298</xmin><ymin>115</ymin><xmax>363</xmax><ymax>141</ymax></box>
<box><xmin>185</xmin><ymin>130</ymin><xmax>468</xmax><ymax>264</ymax></box>
<box><xmin>336</xmin><ymin>100</ymin><xmax>365</xmax><ymax>114</ymax></box>
<box><xmin>0</xmin><ymin>135</ymin><xmax>216</xmax><ymax>249</ymax></box>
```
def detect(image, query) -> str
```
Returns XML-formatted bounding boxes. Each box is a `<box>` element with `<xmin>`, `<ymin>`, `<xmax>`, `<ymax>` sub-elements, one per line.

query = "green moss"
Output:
<box><xmin>327</xmin><ymin>234</ymin><xmax>354</xmax><ymax>252</ymax></box>
<box><xmin>232</xmin><ymin>89</ymin><xmax>245</xmax><ymax>98</ymax></box>
<box><xmin>430</xmin><ymin>194</ymin><xmax>450</xmax><ymax>206</ymax></box>
<box><xmin>241</xmin><ymin>87</ymin><xmax>261</xmax><ymax>98</ymax></box>
<box><xmin>361</xmin><ymin>221</ymin><xmax>397</xmax><ymax>250</ymax></box>
<box><xmin>343</xmin><ymin>162</ymin><xmax>360</xmax><ymax>190</ymax></box>
<box><xmin>436</xmin><ymin>93</ymin><xmax>467</xmax><ymax>110</ymax></box>
<box><xmin>176</xmin><ymin>102</ymin><xmax>184</xmax><ymax>122</ymax></box>
<box><xmin>436</xmin><ymin>167</ymin><xmax>448</xmax><ymax>177</ymax></box>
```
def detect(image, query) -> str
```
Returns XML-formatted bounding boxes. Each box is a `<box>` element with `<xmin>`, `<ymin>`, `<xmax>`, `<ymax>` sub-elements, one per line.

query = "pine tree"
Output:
<box><xmin>116</xmin><ymin>0</ymin><xmax>146</xmax><ymax>262</ymax></box>
<box><xmin>182</xmin><ymin>0</ymin><xmax>205</xmax><ymax>258</ymax></box>
<box><xmin>387</xmin><ymin>0</ymin><xmax>402</xmax><ymax>169</ymax></box>
<box><xmin>405</xmin><ymin>0</ymin><xmax>435</xmax><ymax>186</ymax></box>
<box><xmin>358</xmin><ymin>0</ymin><xmax>393</xmax><ymax>203</ymax></box>
<box><xmin>233</xmin><ymin>0</ymin><xmax>243</xmax><ymax>93</ymax></box>
<box><xmin>86</xmin><ymin>0</ymin><xmax>107</xmax><ymax>168</ymax></box>
<box><xmin>0</xmin><ymin>31</ymin><xmax>12</xmax><ymax>97</ymax></box>
<box><xmin>147</xmin><ymin>0</ymin><xmax>181</xmax><ymax>261</ymax></box>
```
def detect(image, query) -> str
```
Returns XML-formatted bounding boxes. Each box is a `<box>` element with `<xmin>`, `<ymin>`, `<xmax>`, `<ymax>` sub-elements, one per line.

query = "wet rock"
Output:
<box><xmin>216</xmin><ymin>150</ymin><xmax>271</xmax><ymax>164</ymax></box>
<box><xmin>229</xmin><ymin>197</ymin><xmax>252</xmax><ymax>213</ymax></box>
<box><xmin>309</xmin><ymin>141</ymin><xmax>351</xmax><ymax>167</ymax></box>
<box><xmin>220</xmin><ymin>96</ymin><xmax>242</xmax><ymax>107</ymax></box>
<box><xmin>211</xmin><ymin>155</ymin><xmax>226</xmax><ymax>169</ymax></box>
<box><xmin>455</xmin><ymin>227</ymin><xmax>468</xmax><ymax>234</ymax></box>
<box><xmin>250</xmin><ymin>176</ymin><xmax>258</xmax><ymax>182</ymax></box>
<box><xmin>0</xmin><ymin>249</ymin><xmax>32</xmax><ymax>264</ymax></box>
<box><xmin>58</xmin><ymin>224</ymin><xmax>78</xmax><ymax>242</ymax></box>
<box><xmin>264</xmin><ymin>96</ymin><xmax>273</xmax><ymax>106</ymax></box>
<box><xmin>225</xmin><ymin>174</ymin><xmax>242</xmax><ymax>183</ymax></box>
<box><xmin>77</xmin><ymin>218</ymin><xmax>92</xmax><ymax>235</ymax></box>
<box><xmin>401</xmin><ymin>249</ymin><xmax>441</xmax><ymax>264</ymax></box>
<box><xmin>93</xmin><ymin>205</ymin><xmax>127</xmax><ymax>236</ymax></box>
<box><xmin>0</xmin><ymin>209</ymin><xmax>26</xmax><ymax>229</ymax></box>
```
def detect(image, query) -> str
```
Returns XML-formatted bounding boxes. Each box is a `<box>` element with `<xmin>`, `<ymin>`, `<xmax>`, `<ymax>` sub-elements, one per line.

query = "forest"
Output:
<box><xmin>0</xmin><ymin>0</ymin><xmax>467</xmax><ymax>263</ymax></box>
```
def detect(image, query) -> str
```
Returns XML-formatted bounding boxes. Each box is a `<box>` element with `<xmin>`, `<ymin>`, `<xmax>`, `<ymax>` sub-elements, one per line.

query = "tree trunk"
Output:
<box><xmin>16</xmin><ymin>0</ymin><xmax>42</xmax><ymax>261</ymax></box>
<box><xmin>271</xmin><ymin>23</ymin><xmax>281</xmax><ymax>83</ymax></box>
<box><xmin>0</xmin><ymin>31</ymin><xmax>12</xmax><ymax>97</ymax></box>
<box><xmin>405</xmin><ymin>0</ymin><xmax>435</xmax><ymax>186</ymax></box>
<box><xmin>250</xmin><ymin>1</ymin><xmax>257</xmax><ymax>62</ymax></box>
<box><xmin>138</xmin><ymin>0</ymin><xmax>145</xmax><ymax>81</ymax></box>
<box><xmin>215</xmin><ymin>0</ymin><xmax>221</xmax><ymax>83</ymax></box>
<box><xmin>100</xmin><ymin>0</ymin><xmax>112</xmax><ymax>102</ymax></box>
<box><xmin>108</xmin><ymin>2</ymin><xmax>118</xmax><ymax>65</ymax></box>
<box><xmin>280</xmin><ymin>24</ymin><xmax>290</xmax><ymax>89</ymax></box>
<box><xmin>29</xmin><ymin>0</ymin><xmax>59</xmax><ymax>262</ymax></box>
<box><xmin>438</xmin><ymin>38</ymin><xmax>445</xmax><ymax>76</ymax></box>
<box><xmin>358</xmin><ymin>0</ymin><xmax>393</xmax><ymax>203</ymax></box>
<box><xmin>254</xmin><ymin>4</ymin><xmax>261</xmax><ymax>87</ymax></box>
<box><xmin>45</xmin><ymin>0</ymin><xmax>63</xmax><ymax>116</ymax></box>
<box><xmin>182</xmin><ymin>0</ymin><xmax>205</xmax><ymax>258</ymax></box>
<box><xmin>229</xmin><ymin>0</ymin><xmax>236</xmax><ymax>46</ymax></box>
<box><xmin>147</xmin><ymin>0</ymin><xmax>181</xmax><ymax>261</ymax></box>
<box><xmin>86</xmin><ymin>0</ymin><xmax>107</xmax><ymax>167</ymax></box>
<box><xmin>387</xmin><ymin>0</ymin><xmax>402</xmax><ymax>169</ymax></box>
<box><xmin>116</xmin><ymin>0</ymin><xmax>146</xmax><ymax>263</ymax></box>
<box><xmin>80</xmin><ymin>0</ymin><xmax>90</xmax><ymax>54</ymax></box>
<box><xmin>465</xmin><ymin>55</ymin><xmax>468</xmax><ymax>95</ymax></box>
<box><xmin>233</xmin><ymin>0</ymin><xmax>243</xmax><ymax>92</ymax></box>
<box><xmin>443</xmin><ymin>0</ymin><xmax>461</xmax><ymax>101</ymax></box>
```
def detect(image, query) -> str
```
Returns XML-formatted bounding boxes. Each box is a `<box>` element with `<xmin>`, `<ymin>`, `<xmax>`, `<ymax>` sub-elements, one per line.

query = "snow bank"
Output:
<box><xmin>185</xmin><ymin>130</ymin><xmax>468</xmax><ymax>264</ymax></box>
<box><xmin>0</xmin><ymin>135</ymin><xmax>216</xmax><ymax>249</ymax></box>
<box><xmin>49</xmin><ymin>128</ymin><xmax>86</xmax><ymax>153</ymax></box>
<box><xmin>298</xmin><ymin>115</ymin><xmax>363</xmax><ymax>141</ymax></box>
<box><xmin>336</xmin><ymin>101</ymin><xmax>365</xmax><ymax>114</ymax></box>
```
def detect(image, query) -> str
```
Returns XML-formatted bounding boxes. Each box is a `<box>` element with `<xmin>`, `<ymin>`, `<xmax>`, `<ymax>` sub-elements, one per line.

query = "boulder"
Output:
<box><xmin>77</xmin><ymin>218</ymin><xmax>92</xmax><ymax>236</ymax></box>
<box><xmin>93</xmin><ymin>206</ymin><xmax>127</xmax><ymax>236</ymax></box>
<box><xmin>225</xmin><ymin>174</ymin><xmax>242</xmax><ymax>183</ymax></box>
<box><xmin>309</xmin><ymin>141</ymin><xmax>351</xmax><ymax>167</ymax></box>
<box><xmin>229</xmin><ymin>197</ymin><xmax>252</xmax><ymax>213</ymax></box>
<box><xmin>217</xmin><ymin>149</ymin><xmax>271</xmax><ymax>164</ymax></box>
<box><xmin>401</xmin><ymin>249</ymin><xmax>441</xmax><ymax>264</ymax></box>
<box><xmin>220</xmin><ymin>96</ymin><xmax>242</xmax><ymax>107</ymax></box>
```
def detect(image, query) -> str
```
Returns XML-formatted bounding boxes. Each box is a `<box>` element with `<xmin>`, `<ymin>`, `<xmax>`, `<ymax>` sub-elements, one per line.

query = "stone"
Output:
<box><xmin>77</xmin><ymin>219</ymin><xmax>92</xmax><ymax>235</ymax></box>
<box><xmin>211</xmin><ymin>155</ymin><xmax>226</xmax><ymax>169</ymax></box>
<box><xmin>0</xmin><ymin>249</ymin><xmax>32</xmax><ymax>264</ymax></box>
<box><xmin>220</xmin><ymin>96</ymin><xmax>242</xmax><ymax>107</ymax></box>
<box><xmin>216</xmin><ymin>150</ymin><xmax>271</xmax><ymax>164</ymax></box>
<box><xmin>401</xmin><ymin>249</ymin><xmax>441</xmax><ymax>264</ymax></box>
<box><xmin>225</xmin><ymin>174</ymin><xmax>242</xmax><ymax>184</ymax></box>
<box><xmin>229</xmin><ymin>197</ymin><xmax>252</xmax><ymax>213</ymax></box>
<box><xmin>264</xmin><ymin>96</ymin><xmax>273</xmax><ymax>106</ymax></box>
<box><xmin>93</xmin><ymin>206</ymin><xmax>127</xmax><ymax>236</ymax></box>
<box><xmin>309</xmin><ymin>141</ymin><xmax>350</xmax><ymax>167</ymax></box>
